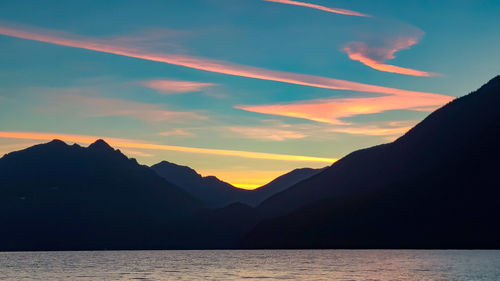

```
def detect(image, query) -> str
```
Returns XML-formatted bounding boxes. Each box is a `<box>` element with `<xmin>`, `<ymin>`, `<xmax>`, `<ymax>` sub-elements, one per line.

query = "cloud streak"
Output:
<box><xmin>141</xmin><ymin>79</ymin><xmax>215</xmax><ymax>94</ymax></box>
<box><xmin>328</xmin><ymin>124</ymin><xmax>413</xmax><ymax>136</ymax></box>
<box><xmin>225</xmin><ymin>126</ymin><xmax>306</xmax><ymax>141</ymax></box>
<box><xmin>159</xmin><ymin>129</ymin><xmax>195</xmax><ymax>137</ymax></box>
<box><xmin>236</xmin><ymin>94</ymin><xmax>452</xmax><ymax>125</ymax></box>
<box><xmin>343</xmin><ymin>37</ymin><xmax>438</xmax><ymax>77</ymax></box>
<box><xmin>0</xmin><ymin>131</ymin><xmax>338</xmax><ymax>163</ymax></box>
<box><xmin>264</xmin><ymin>0</ymin><xmax>369</xmax><ymax>17</ymax></box>
<box><xmin>55</xmin><ymin>95</ymin><xmax>206</xmax><ymax>122</ymax></box>
<box><xmin>0</xmin><ymin>24</ymin><xmax>449</xmax><ymax>99</ymax></box>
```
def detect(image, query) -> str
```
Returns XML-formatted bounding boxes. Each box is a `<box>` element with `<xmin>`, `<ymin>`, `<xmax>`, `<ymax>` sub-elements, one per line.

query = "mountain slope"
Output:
<box><xmin>0</xmin><ymin>140</ymin><xmax>201</xmax><ymax>250</ymax></box>
<box><xmin>244</xmin><ymin>167</ymin><xmax>326</xmax><ymax>206</ymax></box>
<box><xmin>257</xmin><ymin>76</ymin><xmax>500</xmax><ymax>218</ymax></box>
<box><xmin>243</xmin><ymin>76</ymin><xmax>500</xmax><ymax>248</ymax></box>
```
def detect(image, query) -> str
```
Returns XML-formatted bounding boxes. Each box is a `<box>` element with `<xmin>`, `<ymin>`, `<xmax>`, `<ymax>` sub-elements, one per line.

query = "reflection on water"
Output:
<box><xmin>0</xmin><ymin>250</ymin><xmax>499</xmax><ymax>280</ymax></box>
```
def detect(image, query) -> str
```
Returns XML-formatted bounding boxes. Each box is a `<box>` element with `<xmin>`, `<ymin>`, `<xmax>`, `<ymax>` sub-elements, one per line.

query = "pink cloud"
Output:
<box><xmin>264</xmin><ymin>0</ymin><xmax>369</xmax><ymax>17</ymax></box>
<box><xmin>141</xmin><ymin>79</ymin><xmax>215</xmax><ymax>94</ymax></box>
<box><xmin>55</xmin><ymin>95</ymin><xmax>206</xmax><ymax>122</ymax></box>
<box><xmin>159</xmin><ymin>129</ymin><xmax>195</xmax><ymax>137</ymax></box>
<box><xmin>343</xmin><ymin>37</ymin><xmax>439</xmax><ymax>77</ymax></box>
<box><xmin>108</xmin><ymin>28</ymin><xmax>187</xmax><ymax>52</ymax></box>
<box><xmin>236</xmin><ymin>94</ymin><xmax>452</xmax><ymax>125</ymax></box>
<box><xmin>0</xmin><ymin>23</ymin><xmax>449</xmax><ymax>99</ymax></box>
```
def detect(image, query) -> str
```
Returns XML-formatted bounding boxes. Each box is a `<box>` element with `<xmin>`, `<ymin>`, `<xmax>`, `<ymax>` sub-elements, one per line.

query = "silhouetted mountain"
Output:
<box><xmin>0</xmin><ymin>139</ymin><xmax>201</xmax><ymax>251</ymax></box>
<box><xmin>243</xmin><ymin>76</ymin><xmax>500</xmax><ymax>249</ymax></box>
<box><xmin>177</xmin><ymin>202</ymin><xmax>263</xmax><ymax>249</ymax></box>
<box><xmin>243</xmin><ymin>167</ymin><xmax>326</xmax><ymax>206</ymax></box>
<box><xmin>152</xmin><ymin>161</ymin><xmax>325</xmax><ymax>207</ymax></box>
<box><xmin>151</xmin><ymin>161</ymin><xmax>249</xmax><ymax>207</ymax></box>
<box><xmin>3</xmin><ymin>77</ymin><xmax>499</xmax><ymax>250</ymax></box>
<box><xmin>158</xmin><ymin>168</ymin><xmax>325</xmax><ymax>248</ymax></box>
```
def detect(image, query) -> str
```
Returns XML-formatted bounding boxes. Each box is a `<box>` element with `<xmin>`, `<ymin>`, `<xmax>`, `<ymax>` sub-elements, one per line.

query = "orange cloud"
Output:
<box><xmin>0</xmin><ymin>131</ymin><xmax>338</xmax><ymax>163</ymax></box>
<box><xmin>236</xmin><ymin>94</ymin><xmax>453</xmax><ymax>125</ymax></box>
<box><xmin>225</xmin><ymin>126</ymin><xmax>306</xmax><ymax>141</ymax></box>
<box><xmin>264</xmin><ymin>0</ymin><xmax>369</xmax><ymax>17</ymax></box>
<box><xmin>141</xmin><ymin>79</ymin><xmax>215</xmax><ymax>94</ymax></box>
<box><xmin>344</xmin><ymin>37</ymin><xmax>438</xmax><ymax>77</ymax></box>
<box><xmin>0</xmin><ymin>24</ymin><xmax>448</xmax><ymax>98</ymax></box>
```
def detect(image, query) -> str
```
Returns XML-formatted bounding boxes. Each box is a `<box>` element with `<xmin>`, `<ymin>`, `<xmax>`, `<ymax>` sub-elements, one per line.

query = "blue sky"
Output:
<box><xmin>0</xmin><ymin>0</ymin><xmax>499</xmax><ymax>187</ymax></box>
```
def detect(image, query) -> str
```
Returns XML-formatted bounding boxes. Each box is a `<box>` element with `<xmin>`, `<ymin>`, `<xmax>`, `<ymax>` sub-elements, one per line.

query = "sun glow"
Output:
<box><xmin>199</xmin><ymin>169</ymin><xmax>295</xmax><ymax>190</ymax></box>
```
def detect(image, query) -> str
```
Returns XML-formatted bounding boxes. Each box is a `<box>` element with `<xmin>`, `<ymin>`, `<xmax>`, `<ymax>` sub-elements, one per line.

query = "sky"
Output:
<box><xmin>0</xmin><ymin>0</ymin><xmax>499</xmax><ymax>188</ymax></box>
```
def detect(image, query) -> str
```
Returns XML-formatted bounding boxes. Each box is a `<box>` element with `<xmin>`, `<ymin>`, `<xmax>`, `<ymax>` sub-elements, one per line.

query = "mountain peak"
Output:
<box><xmin>477</xmin><ymin>75</ymin><xmax>500</xmax><ymax>93</ymax></box>
<box><xmin>489</xmin><ymin>75</ymin><xmax>500</xmax><ymax>83</ymax></box>
<box><xmin>87</xmin><ymin>139</ymin><xmax>114</xmax><ymax>152</ymax></box>
<box><xmin>47</xmin><ymin>139</ymin><xmax>68</xmax><ymax>147</ymax></box>
<box><xmin>152</xmin><ymin>160</ymin><xmax>201</xmax><ymax>179</ymax></box>
<box><xmin>156</xmin><ymin>160</ymin><xmax>176</xmax><ymax>166</ymax></box>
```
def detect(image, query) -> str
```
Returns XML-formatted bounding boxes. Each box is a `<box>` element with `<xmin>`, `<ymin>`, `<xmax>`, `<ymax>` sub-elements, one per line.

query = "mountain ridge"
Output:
<box><xmin>0</xmin><ymin>139</ymin><xmax>201</xmax><ymax>250</ymax></box>
<box><xmin>151</xmin><ymin>160</ymin><xmax>325</xmax><ymax>207</ymax></box>
<box><xmin>1</xmin><ymin>76</ymin><xmax>499</xmax><ymax>250</ymax></box>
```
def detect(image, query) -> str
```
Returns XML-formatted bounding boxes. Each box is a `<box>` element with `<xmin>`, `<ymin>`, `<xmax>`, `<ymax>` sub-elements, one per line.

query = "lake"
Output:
<box><xmin>0</xmin><ymin>250</ymin><xmax>499</xmax><ymax>280</ymax></box>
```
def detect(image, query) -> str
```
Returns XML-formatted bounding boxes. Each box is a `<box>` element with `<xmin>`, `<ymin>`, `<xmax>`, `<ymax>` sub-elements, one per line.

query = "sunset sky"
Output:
<box><xmin>0</xmin><ymin>0</ymin><xmax>499</xmax><ymax>188</ymax></box>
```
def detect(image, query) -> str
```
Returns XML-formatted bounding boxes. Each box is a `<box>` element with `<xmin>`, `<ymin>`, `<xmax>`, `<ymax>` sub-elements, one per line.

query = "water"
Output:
<box><xmin>0</xmin><ymin>250</ymin><xmax>499</xmax><ymax>280</ymax></box>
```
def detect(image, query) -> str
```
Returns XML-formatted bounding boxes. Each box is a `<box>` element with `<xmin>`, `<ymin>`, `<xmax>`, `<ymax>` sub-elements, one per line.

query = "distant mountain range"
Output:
<box><xmin>0</xmin><ymin>135</ymin><xmax>323</xmax><ymax>250</ymax></box>
<box><xmin>1</xmin><ymin>76</ymin><xmax>499</xmax><ymax>250</ymax></box>
<box><xmin>151</xmin><ymin>161</ymin><xmax>324</xmax><ymax>207</ymax></box>
<box><xmin>151</xmin><ymin>160</ymin><xmax>245</xmax><ymax>208</ymax></box>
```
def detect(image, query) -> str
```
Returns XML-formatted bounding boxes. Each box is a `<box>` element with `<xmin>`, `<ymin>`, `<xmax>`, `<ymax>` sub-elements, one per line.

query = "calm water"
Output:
<box><xmin>0</xmin><ymin>250</ymin><xmax>499</xmax><ymax>280</ymax></box>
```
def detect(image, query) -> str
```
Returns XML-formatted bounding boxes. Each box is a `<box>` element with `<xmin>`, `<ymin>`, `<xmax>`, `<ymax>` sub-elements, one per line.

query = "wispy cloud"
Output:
<box><xmin>0</xmin><ymin>131</ymin><xmax>338</xmax><ymax>163</ymax></box>
<box><xmin>54</xmin><ymin>95</ymin><xmax>206</xmax><ymax>122</ymax></box>
<box><xmin>264</xmin><ymin>0</ymin><xmax>369</xmax><ymax>17</ymax></box>
<box><xmin>159</xmin><ymin>128</ymin><xmax>195</xmax><ymax>137</ymax></box>
<box><xmin>120</xmin><ymin>149</ymin><xmax>154</xmax><ymax>157</ymax></box>
<box><xmin>328</xmin><ymin>123</ymin><xmax>414</xmax><ymax>136</ymax></box>
<box><xmin>108</xmin><ymin>28</ymin><xmax>188</xmax><ymax>53</ymax></box>
<box><xmin>225</xmin><ymin>126</ymin><xmax>306</xmax><ymax>141</ymax></box>
<box><xmin>236</xmin><ymin>94</ymin><xmax>451</xmax><ymax>125</ymax></box>
<box><xmin>140</xmin><ymin>79</ymin><xmax>215</xmax><ymax>94</ymax></box>
<box><xmin>0</xmin><ymin>23</ymin><xmax>449</xmax><ymax>99</ymax></box>
<box><xmin>223</xmin><ymin>119</ymin><xmax>416</xmax><ymax>140</ymax></box>
<box><xmin>343</xmin><ymin>37</ymin><xmax>438</xmax><ymax>77</ymax></box>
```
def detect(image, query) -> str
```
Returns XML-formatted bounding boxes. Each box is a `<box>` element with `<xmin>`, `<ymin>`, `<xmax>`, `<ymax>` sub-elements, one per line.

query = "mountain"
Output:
<box><xmin>243</xmin><ymin>76</ymin><xmax>500</xmax><ymax>248</ymax></box>
<box><xmin>3</xmin><ymin>76</ymin><xmax>498</xmax><ymax>250</ymax></box>
<box><xmin>152</xmin><ymin>161</ymin><xmax>325</xmax><ymax>207</ymax></box>
<box><xmin>243</xmin><ymin>167</ymin><xmax>326</xmax><ymax>206</ymax></box>
<box><xmin>0</xmin><ymin>139</ymin><xmax>323</xmax><ymax>250</ymax></box>
<box><xmin>177</xmin><ymin>202</ymin><xmax>263</xmax><ymax>249</ymax></box>
<box><xmin>151</xmin><ymin>160</ymin><xmax>249</xmax><ymax>208</ymax></box>
<box><xmin>0</xmin><ymin>139</ymin><xmax>201</xmax><ymax>251</ymax></box>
